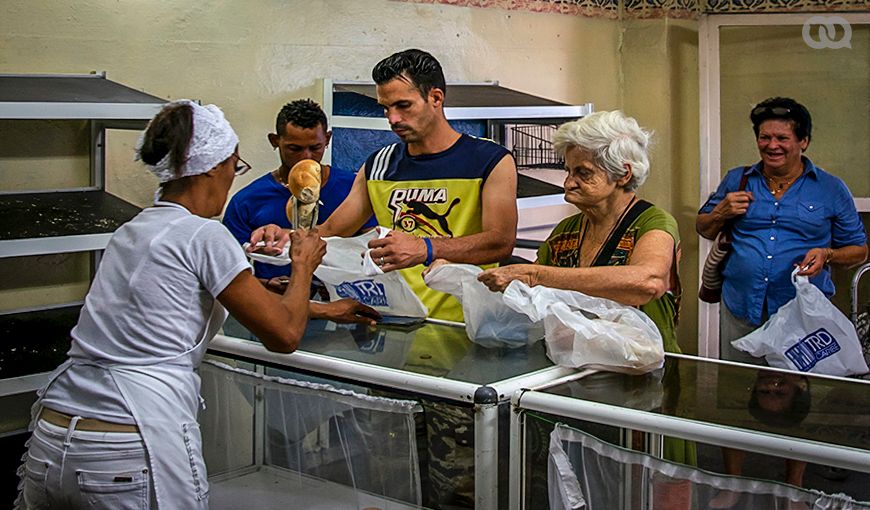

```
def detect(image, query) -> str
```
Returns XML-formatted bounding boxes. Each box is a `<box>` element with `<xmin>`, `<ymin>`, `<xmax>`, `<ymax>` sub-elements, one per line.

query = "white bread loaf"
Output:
<box><xmin>284</xmin><ymin>159</ymin><xmax>321</xmax><ymax>229</ymax></box>
<box><xmin>287</xmin><ymin>159</ymin><xmax>321</xmax><ymax>204</ymax></box>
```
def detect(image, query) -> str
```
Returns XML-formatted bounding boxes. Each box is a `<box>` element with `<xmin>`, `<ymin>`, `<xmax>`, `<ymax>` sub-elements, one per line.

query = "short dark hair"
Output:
<box><xmin>275</xmin><ymin>99</ymin><xmax>328</xmax><ymax>135</ymax></box>
<box><xmin>372</xmin><ymin>49</ymin><xmax>447</xmax><ymax>99</ymax></box>
<box><xmin>750</xmin><ymin>97</ymin><xmax>812</xmax><ymax>142</ymax></box>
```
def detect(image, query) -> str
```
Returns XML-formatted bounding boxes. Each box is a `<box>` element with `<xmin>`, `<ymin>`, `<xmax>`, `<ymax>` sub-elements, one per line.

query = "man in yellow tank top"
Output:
<box><xmin>316</xmin><ymin>49</ymin><xmax>519</xmax><ymax>322</ymax></box>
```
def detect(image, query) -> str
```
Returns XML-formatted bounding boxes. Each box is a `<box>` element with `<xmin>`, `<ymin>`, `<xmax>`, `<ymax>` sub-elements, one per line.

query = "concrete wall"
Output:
<box><xmin>620</xmin><ymin>18</ymin><xmax>700</xmax><ymax>351</ymax></box>
<box><xmin>0</xmin><ymin>0</ymin><xmax>622</xmax><ymax>310</ymax></box>
<box><xmin>2</xmin><ymin>2</ymin><xmax>865</xmax><ymax>351</ymax></box>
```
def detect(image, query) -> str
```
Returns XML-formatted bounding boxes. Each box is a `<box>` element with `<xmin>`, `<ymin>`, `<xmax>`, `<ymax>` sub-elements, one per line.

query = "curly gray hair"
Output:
<box><xmin>553</xmin><ymin>110</ymin><xmax>652</xmax><ymax>191</ymax></box>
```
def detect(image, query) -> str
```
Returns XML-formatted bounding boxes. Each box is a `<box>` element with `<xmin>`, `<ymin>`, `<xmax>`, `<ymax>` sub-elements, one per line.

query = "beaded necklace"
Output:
<box><xmin>766</xmin><ymin>175</ymin><xmax>794</xmax><ymax>195</ymax></box>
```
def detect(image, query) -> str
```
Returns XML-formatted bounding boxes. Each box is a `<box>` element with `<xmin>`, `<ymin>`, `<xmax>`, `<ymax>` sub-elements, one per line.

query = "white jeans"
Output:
<box><xmin>19</xmin><ymin>418</ymin><xmax>153</xmax><ymax>510</ymax></box>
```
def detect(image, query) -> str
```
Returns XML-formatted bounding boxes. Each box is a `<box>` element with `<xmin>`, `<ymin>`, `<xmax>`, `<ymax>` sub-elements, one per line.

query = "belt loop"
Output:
<box><xmin>63</xmin><ymin>416</ymin><xmax>82</xmax><ymax>447</ymax></box>
<box><xmin>59</xmin><ymin>415</ymin><xmax>81</xmax><ymax>478</ymax></box>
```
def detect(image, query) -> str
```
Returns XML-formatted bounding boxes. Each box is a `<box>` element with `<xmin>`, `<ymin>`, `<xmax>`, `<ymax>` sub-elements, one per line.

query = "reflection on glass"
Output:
<box><xmin>220</xmin><ymin>316</ymin><xmax>555</xmax><ymax>385</ymax></box>
<box><xmin>748</xmin><ymin>370</ymin><xmax>811</xmax><ymax>428</ymax></box>
<box><xmin>712</xmin><ymin>370</ymin><xmax>812</xmax><ymax>508</ymax></box>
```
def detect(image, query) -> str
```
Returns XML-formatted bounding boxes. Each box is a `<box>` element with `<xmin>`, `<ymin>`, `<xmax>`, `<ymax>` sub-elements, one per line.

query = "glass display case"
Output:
<box><xmin>213</xmin><ymin>317</ymin><xmax>576</xmax><ymax>510</ymax></box>
<box><xmin>509</xmin><ymin>353</ymin><xmax>870</xmax><ymax>509</ymax></box>
<box><xmin>199</xmin><ymin>359</ymin><xmax>425</xmax><ymax>510</ymax></box>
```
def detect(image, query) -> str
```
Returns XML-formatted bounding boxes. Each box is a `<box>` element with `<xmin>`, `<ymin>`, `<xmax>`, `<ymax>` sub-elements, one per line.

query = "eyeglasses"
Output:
<box><xmin>751</xmin><ymin>106</ymin><xmax>791</xmax><ymax>117</ymax></box>
<box><xmin>234</xmin><ymin>155</ymin><xmax>252</xmax><ymax>176</ymax></box>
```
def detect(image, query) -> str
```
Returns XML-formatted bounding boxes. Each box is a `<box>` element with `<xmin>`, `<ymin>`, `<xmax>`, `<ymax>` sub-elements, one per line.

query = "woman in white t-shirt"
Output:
<box><xmin>16</xmin><ymin>100</ymin><xmax>379</xmax><ymax>510</ymax></box>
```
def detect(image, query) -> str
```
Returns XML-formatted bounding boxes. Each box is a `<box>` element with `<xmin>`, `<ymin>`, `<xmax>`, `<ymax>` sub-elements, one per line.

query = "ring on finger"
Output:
<box><xmin>379</xmin><ymin>256</ymin><xmax>385</xmax><ymax>266</ymax></box>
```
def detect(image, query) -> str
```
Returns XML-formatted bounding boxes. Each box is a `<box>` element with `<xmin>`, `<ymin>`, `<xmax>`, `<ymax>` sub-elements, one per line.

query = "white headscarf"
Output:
<box><xmin>136</xmin><ymin>99</ymin><xmax>239</xmax><ymax>183</ymax></box>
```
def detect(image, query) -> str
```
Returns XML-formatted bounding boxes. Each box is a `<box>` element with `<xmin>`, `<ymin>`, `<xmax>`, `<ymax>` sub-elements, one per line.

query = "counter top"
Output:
<box><xmin>532</xmin><ymin>354</ymin><xmax>870</xmax><ymax>454</ymax></box>
<box><xmin>220</xmin><ymin>316</ymin><xmax>561</xmax><ymax>393</ymax></box>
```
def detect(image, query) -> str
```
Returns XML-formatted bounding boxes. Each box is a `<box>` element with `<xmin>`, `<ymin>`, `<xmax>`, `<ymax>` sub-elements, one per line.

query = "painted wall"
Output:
<box><xmin>5</xmin><ymin>2</ymin><xmax>862</xmax><ymax>352</ymax></box>
<box><xmin>621</xmin><ymin>18</ymin><xmax>701</xmax><ymax>351</ymax></box>
<box><xmin>720</xmin><ymin>24</ymin><xmax>869</xmax><ymax>197</ymax></box>
<box><xmin>0</xmin><ymin>0</ymin><xmax>622</xmax><ymax>310</ymax></box>
<box><xmin>1</xmin><ymin>0</ymin><xmax>622</xmax><ymax>200</ymax></box>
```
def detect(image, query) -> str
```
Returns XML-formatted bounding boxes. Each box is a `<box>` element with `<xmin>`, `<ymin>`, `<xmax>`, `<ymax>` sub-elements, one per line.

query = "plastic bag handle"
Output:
<box><xmin>791</xmin><ymin>266</ymin><xmax>809</xmax><ymax>286</ymax></box>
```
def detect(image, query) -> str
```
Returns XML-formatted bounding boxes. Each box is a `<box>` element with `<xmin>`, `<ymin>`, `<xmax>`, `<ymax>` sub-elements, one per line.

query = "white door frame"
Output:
<box><xmin>697</xmin><ymin>12</ymin><xmax>870</xmax><ymax>357</ymax></box>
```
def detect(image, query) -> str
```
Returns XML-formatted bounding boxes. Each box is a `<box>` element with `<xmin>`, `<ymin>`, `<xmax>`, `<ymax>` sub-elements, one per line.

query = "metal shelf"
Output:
<box><xmin>0</xmin><ymin>304</ymin><xmax>78</xmax><ymax>380</ymax></box>
<box><xmin>0</xmin><ymin>190</ymin><xmax>141</xmax><ymax>258</ymax></box>
<box><xmin>0</xmin><ymin>75</ymin><xmax>162</xmax><ymax>406</ymax></box>
<box><xmin>0</xmin><ymin>73</ymin><xmax>165</xmax><ymax>120</ymax></box>
<box><xmin>516</xmin><ymin>173</ymin><xmax>563</xmax><ymax>199</ymax></box>
<box><xmin>333</xmin><ymin>81</ymin><xmax>593</xmax><ymax>121</ymax></box>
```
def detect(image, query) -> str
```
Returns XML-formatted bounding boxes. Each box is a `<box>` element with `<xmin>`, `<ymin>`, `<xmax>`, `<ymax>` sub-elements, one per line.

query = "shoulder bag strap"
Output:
<box><xmin>593</xmin><ymin>199</ymin><xmax>654</xmax><ymax>267</ymax></box>
<box><xmin>721</xmin><ymin>167</ymin><xmax>751</xmax><ymax>240</ymax></box>
<box><xmin>737</xmin><ymin>168</ymin><xmax>750</xmax><ymax>192</ymax></box>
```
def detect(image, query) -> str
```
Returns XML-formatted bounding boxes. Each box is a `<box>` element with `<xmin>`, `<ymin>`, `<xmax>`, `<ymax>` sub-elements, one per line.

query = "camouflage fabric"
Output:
<box><xmin>423</xmin><ymin>400</ymin><xmax>475</xmax><ymax>509</ymax></box>
<box><xmin>369</xmin><ymin>391</ymin><xmax>475</xmax><ymax>509</ymax></box>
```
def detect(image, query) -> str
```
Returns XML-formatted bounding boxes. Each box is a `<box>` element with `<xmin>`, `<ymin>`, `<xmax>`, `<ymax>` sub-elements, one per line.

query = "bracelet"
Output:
<box><xmin>825</xmin><ymin>248</ymin><xmax>834</xmax><ymax>264</ymax></box>
<box><xmin>423</xmin><ymin>237</ymin><xmax>434</xmax><ymax>267</ymax></box>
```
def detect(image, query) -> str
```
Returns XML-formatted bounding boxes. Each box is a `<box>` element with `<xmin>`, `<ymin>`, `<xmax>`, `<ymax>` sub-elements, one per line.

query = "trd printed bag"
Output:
<box><xmin>732</xmin><ymin>268</ymin><xmax>869</xmax><ymax>376</ymax></box>
<box><xmin>314</xmin><ymin>230</ymin><xmax>428</xmax><ymax>318</ymax></box>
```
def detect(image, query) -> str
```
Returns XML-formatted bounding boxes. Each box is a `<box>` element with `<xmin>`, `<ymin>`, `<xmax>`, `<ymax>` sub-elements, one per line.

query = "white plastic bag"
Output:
<box><xmin>242</xmin><ymin>241</ymin><xmax>291</xmax><ymax>266</ymax></box>
<box><xmin>732</xmin><ymin>268</ymin><xmax>869</xmax><ymax>376</ymax></box>
<box><xmin>423</xmin><ymin>263</ymin><xmax>542</xmax><ymax>348</ymax></box>
<box><xmin>503</xmin><ymin>281</ymin><xmax>664</xmax><ymax>374</ymax></box>
<box><xmin>360</xmin><ymin>226</ymin><xmax>390</xmax><ymax>276</ymax></box>
<box><xmin>314</xmin><ymin>230</ymin><xmax>428</xmax><ymax>318</ymax></box>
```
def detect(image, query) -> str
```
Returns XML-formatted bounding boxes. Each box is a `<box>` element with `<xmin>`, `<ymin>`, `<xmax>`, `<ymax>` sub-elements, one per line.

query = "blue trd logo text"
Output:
<box><xmin>785</xmin><ymin>328</ymin><xmax>840</xmax><ymax>371</ymax></box>
<box><xmin>336</xmin><ymin>279</ymin><xmax>388</xmax><ymax>307</ymax></box>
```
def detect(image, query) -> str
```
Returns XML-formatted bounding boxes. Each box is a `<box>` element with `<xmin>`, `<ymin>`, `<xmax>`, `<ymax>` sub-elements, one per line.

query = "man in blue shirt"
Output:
<box><xmin>224</xmin><ymin>99</ymin><xmax>376</xmax><ymax>291</ymax></box>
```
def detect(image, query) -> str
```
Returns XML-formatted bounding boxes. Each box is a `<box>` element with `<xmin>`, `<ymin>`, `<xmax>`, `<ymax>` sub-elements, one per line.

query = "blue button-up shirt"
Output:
<box><xmin>699</xmin><ymin>157</ymin><xmax>867</xmax><ymax>326</ymax></box>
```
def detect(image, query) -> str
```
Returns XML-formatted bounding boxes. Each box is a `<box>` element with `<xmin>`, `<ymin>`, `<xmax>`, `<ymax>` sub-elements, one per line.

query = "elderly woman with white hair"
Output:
<box><xmin>16</xmin><ymin>100</ymin><xmax>377</xmax><ymax>509</ymax></box>
<box><xmin>480</xmin><ymin>111</ymin><xmax>695</xmax><ymax>476</ymax></box>
<box><xmin>478</xmin><ymin>110</ymin><xmax>682</xmax><ymax>354</ymax></box>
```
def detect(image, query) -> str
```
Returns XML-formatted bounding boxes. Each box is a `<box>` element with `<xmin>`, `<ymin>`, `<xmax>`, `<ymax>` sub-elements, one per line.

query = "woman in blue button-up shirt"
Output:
<box><xmin>698</xmin><ymin>97</ymin><xmax>867</xmax><ymax>360</ymax></box>
<box><xmin>696</xmin><ymin>97</ymin><xmax>867</xmax><ymax>503</ymax></box>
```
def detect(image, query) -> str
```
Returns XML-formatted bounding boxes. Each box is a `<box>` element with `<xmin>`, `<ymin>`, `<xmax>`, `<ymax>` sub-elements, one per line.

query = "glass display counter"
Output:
<box><xmin>199</xmin><ymin>359</ymin><xmax>425</xmax><ymax>510</ymax></box>
<box><xmin>212</xmin><ymin>317</ymin><xmax>577</xmax><ymax>510</ymax></box>
<box><xmin>509</xmin><ymin>354</ymin><xmax>870</xmax><ymax>509</ymax></box>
